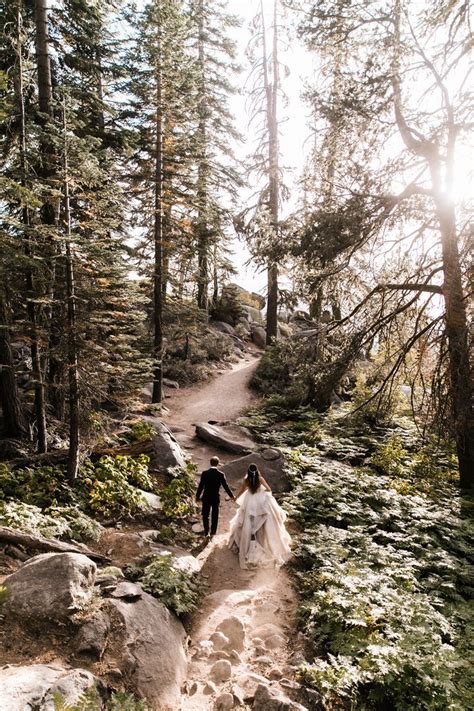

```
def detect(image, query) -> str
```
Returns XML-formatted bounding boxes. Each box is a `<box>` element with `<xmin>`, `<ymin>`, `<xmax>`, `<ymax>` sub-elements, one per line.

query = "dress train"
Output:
<box><xmin>228</xmin><ymin>487</ymin><xmax>291</xmax><ymax>569</ymax></box>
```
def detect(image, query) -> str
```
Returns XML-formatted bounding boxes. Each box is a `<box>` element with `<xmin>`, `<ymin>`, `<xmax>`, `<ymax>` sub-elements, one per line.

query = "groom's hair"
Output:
<box><xmin>210</xmin><ymin>456</ymin><xmax>220</xmax><ymax>466</ymax></box>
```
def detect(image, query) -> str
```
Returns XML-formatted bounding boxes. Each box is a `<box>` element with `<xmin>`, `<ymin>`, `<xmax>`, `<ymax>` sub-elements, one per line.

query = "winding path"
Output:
<box><xmin>163</xmin><ymin>354</ymin><xmax>301</xmax><ymax>710</ymax></box>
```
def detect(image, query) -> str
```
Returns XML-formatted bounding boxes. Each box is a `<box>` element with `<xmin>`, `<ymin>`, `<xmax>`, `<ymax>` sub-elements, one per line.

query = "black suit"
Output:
<box><xmin>196</xmin><ymin>467</ymin><xmax>234</xmax><ymax>535</ymax></box>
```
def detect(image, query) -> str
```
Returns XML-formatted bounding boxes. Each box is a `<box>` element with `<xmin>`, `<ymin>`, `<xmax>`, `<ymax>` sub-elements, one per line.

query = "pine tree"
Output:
<box><xmin>125</xmin><ymin>0</ymin><xmax>197</xmax><ymax>403</ymax></box>
<box><xmin>237</xmin><ymin>0</ymin><xmax>286</xmax><ymax>345</ymax></box>
<box><xmin>188</xmin><ymin>0</ymin><xmax>242</xmax><ymax>312</ymax></box>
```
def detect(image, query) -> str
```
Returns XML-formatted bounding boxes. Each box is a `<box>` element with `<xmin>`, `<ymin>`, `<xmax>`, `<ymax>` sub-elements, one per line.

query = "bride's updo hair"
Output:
<box><xmin>247</xmin><ymin>463</ymin><xmax>260</xmax><ymax>493</ymax></box>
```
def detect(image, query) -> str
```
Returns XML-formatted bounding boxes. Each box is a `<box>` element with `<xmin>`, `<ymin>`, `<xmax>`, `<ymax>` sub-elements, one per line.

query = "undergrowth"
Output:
<box><xmin>284</xmin><ymin>448</ymin><xmax>474</xmax><ymax>710</ymax></box>
<box><xmin>125</xmin><ymin>551</ymin><xmax>203</xmax><ymax>617</ymax></box>
<box><xmin>160</xmin><ymin>462</ymin><xmax>197</xmax><ymax>519</ymax></box>
<box><xmin>53</xmin><ymin>689</ymin><xmax>151</xmax><ymax>710</ymax></box>
<box><xmin>0</xmin><ymin>454</ymin><xmax>154</xmax><ymax>523</ymax></box>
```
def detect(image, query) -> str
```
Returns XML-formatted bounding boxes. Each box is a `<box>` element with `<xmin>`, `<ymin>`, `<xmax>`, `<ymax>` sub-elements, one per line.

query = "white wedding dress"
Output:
<box><xmin>228</xmin><ymin>485</ymin><xmax>291</xmax><ymax>569</ymax></box>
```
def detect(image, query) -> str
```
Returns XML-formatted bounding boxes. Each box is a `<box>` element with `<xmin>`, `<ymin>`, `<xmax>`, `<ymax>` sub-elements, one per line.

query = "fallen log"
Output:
<box><xmin>0</xmin><ymin>526</ymin><xmax>110</xmax><ymax>565</ymax></box>
<box><xmin>92</xmin><ymin>437</ymin><xmax>153</xmax><ymax>459</ymax></box>
<box><xmin>5</xmin><ymin>449</ymin><xmax>70</xmax><ymax>470</ymax></box>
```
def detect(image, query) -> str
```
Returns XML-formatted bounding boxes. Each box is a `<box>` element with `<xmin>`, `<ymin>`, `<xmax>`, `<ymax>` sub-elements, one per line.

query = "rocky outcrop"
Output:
<box><xmin>2</xmin><ymin>551</ymin><xmax>188</xmax><ymax>711</ymax></box>
<box><xmin>253</xmin><ymin>683</ymin><xmax>308</xmax><ymax>710</ymax></box>
<box><xmin>243</xmin><ymin>305</ymin><xmax>264</xmax><ymax>325</ymax></box>
<box><xmin>74</xmin><ymin>610</ymin><xmax>110</xmax><ymax>660</ymax></box>
<box><xmin>229</xmin><ymin>284</ymin><xmax>266</xmax><ymax>311</ymax></box>
<box><xmin>103</xmin><ymin>587</ymin><xmax>187</xmax><ymax>710</ymax></box>
<box><xmin>0</xmin><ymin>664</ymin><xmax>104</xmax><ymax>711</ymax></box>
<box><xmin>195</xmin><ymin>422</ymin><xmax>256</xmax><ymax>455</ymax></box>
<box><xmin>278</xmin><ymin>321</ymin><xmax>292</xmax><ymax>338</ymax></box>
<box><xmin>251</xmin><ymin>325</ymin><xmax>267</xmax><ymax>349</ymax></box>
<box><xmin>211</xmin><ymin>321</ymin><xmax>237</xmax><ymax>336</ymax></box>
<box><xmin>3</xmin><ymin>552</ymin><xmax>96</xmax><ymax>622</ymax></box>
<box><xmin>137</xmin><ymin>489</ymin><xmax>162</xmax><ymax>511</ymax></box>
<box><xmin>150</xmin><ymin>420</ymin><xmax>187</xmax><ymax>473</ymax></box>
<box><xmin>222</xmin><ymin>449</ymin><xmax>290</xmax><ymax>493</ymax></box>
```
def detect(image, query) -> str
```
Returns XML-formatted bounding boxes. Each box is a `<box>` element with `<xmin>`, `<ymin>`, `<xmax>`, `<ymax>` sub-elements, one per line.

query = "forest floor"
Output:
<box><xmin>162</xmin><ymin>354</ymin><xmax>301</xmax><ymax>709</ymax></box>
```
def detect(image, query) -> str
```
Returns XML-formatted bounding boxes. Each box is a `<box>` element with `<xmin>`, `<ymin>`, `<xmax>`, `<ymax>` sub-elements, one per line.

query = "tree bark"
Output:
<box><xmin>263</xmin><ymin>0</ymin><xmax>279</xmax><ymax>345</ymax></box>
<box><xmin>152</xmin><ymin>25</ymin><xmax>164</xmax><ymax>404</ymax></box>
<box><xmin>196</xmin><ymin>0</ymin><xmax>209</xmax><ymax>312</ymax></box>
<box><xmin>391</xmin><ymin>0</ymin><xmax>473</xmax><ymax>487</ymax></box>
<box><xmin>0</xmin><ymin>293</ymin><xmax>27</xmax><ymax>438</ymax></box>
<box><xmin>18</xmin><ymin>5</ymin><xmax>48</xmax><ymax>453</ymax></box>
<box><xmin>34</xmin><ymin>0</ymin><xmax>53</xmax><ymax>119</ymax></box>
<box><xmin>62</xmin><ymin>102</ymin><xmax>80</xmax><ymax>481</ymax></box>
<box><xmin>435</xmin><ymin>194</ymin><xmax>474</xmax><ymax>488</ymax></box>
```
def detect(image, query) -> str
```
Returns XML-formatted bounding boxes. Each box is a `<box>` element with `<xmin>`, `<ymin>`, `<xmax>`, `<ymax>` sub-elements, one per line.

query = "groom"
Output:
<box><xmin>196</xmin><ymin>456</ymin><xmax>235</xmax><ymax>537</ymax></box>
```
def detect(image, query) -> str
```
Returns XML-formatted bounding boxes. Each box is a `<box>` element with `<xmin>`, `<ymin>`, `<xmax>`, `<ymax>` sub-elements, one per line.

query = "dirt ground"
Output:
<box><xmin>162</xmin><ymin>354</ymin><xmax>301</xmax><ymax>709</ymax></box>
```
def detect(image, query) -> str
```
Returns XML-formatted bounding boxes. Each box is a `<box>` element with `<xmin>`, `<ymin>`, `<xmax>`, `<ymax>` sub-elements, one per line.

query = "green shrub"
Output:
<box><xmin>107</xmin><ymin>693</ymin><xmax>152</xmax><ymax>711</ymax></box>
<box><xmin>0</xmin><ymin>462</ymin><xmax>73</xmax><ymax>507</ymax></box>
<box><xmin>286</xmin><ymin>449</ymin><xmax>473</xmax><ymax>710</ymax></box>
<box><xmin>53</xmin><ymin>689</ymin><xmax>151</xmax><ymax>711</ymax></box>
<box><xmin>127</xmin><ymin>419</ymin><xmax>156</xmax><ymax>442</ymax></box>
<box><xmin>0</xmin><ymin>585</ymin><xmax>9</xmax><ymax>607</ymax></box>
<box><xmin>48</xmin><ymin>505</ymin><xmax>103</xmax><ymax>542</ymax></box>
<box><xmin>156</xmin><ymin>524</ymin><xmax>175</xmax><ymax>543</ymax></box>
<box><xmin>128</xmin><ymin>552</ymin><xmax>202</xmax><ymax>617</ymax></box>
<box><xmin>350</xmin><ymin>375</ymin><xmax>402</xmax><ymax>427</ymax></box>
<box><xmin>369</xmin><ymin>434</ymin><xmax>409</xmax><ymax>477</ymax></box>
<box><xmin>251</xmin><ymin>340</ymin><xmax>307</xmax><ymax>400</ymax></box>
<box><xmin>160</xmin><ymin>462</ymin><xmax>196</xmax><ymax>519</ymax></box>
<box><xmin>80</xmin><ymin>455</ymin><xmax>152</xmax><ymax>519</ymax></box>
<box><xmin>0</xmin><ymin>500</ymin><xmax>102</xmax><ymax>541</ymax></box>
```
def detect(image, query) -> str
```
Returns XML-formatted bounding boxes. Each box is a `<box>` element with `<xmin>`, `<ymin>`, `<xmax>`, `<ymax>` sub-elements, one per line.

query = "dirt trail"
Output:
<box><xmin>163</xmin><ymin>355</ymin><xmax>301</xmax><ymax>710</ymax></box>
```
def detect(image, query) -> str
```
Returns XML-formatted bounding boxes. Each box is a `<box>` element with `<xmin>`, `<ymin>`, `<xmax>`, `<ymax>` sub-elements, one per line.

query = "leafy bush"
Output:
<box><xmin>126</xmin><ymin>419</ymin><xmax>156</xmax><ymax>442</ymax></box>
<box><xmin>0</xmin><ymin>500</ymin><xmax>102</xmax><ymax>541</ymax></box>
<box><xmin>369</xmin><ymin>434</ymin><xmax>409</xmax><ymax>477</ymax></box>
<box><xmin>53</xmin><ymin>689</ymin><xmax>151</xmax><ymax>711</ymax></box>
<box><xmin>0</xmin><ymin>585</ymin><xmax>9</xmax><ymax>607</ymax></box>
<box><xmin>160</xmin><ymin>462</ymin><xmax>196</xmax><ymax>519</ymax></box>
<box><xmin>0</xmin><ymin>462</ymin><xmax>73</xmax><ymax>507</ymax></box>
<box><xmin>156</xmin><ymin>524</ymin><xmax>175</xmax><ymax>543</ymax></box>
<box><xmin>127</xmin><ymin>552</ymin><xmax>202</xmax><ymax>617</ymax></box>
<box><xmin>49</xmin><ymin>506</ymin><xmax>103</xmax><ymax>542</ymax></box>
<box><xmin>107</xmin><ymin>693</ymin><xmax>152</xmax><ymax>711</ymax></box>
<box><xmin>285</xmin><ymin>450</ymin><xmax>474</xmax><ymax>710</ymax></box>
<box><xmin>80</xmin><ymin>455</ymin><xmax>151</xmax><ymax>519</ymax></box>
<box><xmin>350</xmin><ymin>374</ymin><xmax>402</xmax><ymax>427</ymax></box>
<box><xmin>251</xmin><ymin>340</ymin><xmax>309</xmax><ymax>403</ymax></box>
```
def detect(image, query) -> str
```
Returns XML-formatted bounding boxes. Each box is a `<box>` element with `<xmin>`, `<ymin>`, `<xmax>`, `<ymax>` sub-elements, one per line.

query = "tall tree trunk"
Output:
<box><xmin>263</xmin><ymin>0</ymin><xmax>279</xmax><ymax>345</ymax></box>
<box><xmin>18</xmin><ymin>5</ymin><xmax>48</xmax><ymax>452</ymax></box>
<box><xmin>35</xmin><ymin>0</ymin><xmax>62</xmax><ymax>411</ymax></box>
<box><xmin>34</xmin><ymin>0</ymin><xmax>56</xmax><ymax>227</ymax></box>
<box><xmin>152</xmin><ymin>45</ymin><xmax>164</xmax><ymax>404</ymax></box>
<box><xmin>434</xmin><ymin>193</ymin><xmax>474</xmax><ymax>488</ymax></box>
<box><xmin>62</xmin><ymin>101</ymin><xmax>80</xmax><ymax>481</ymax></box>
<box><xmin>212</xmin><ymin>242</ymin><xmax>219</xmax><ymax>308</ymax></box>
<box><xmin>0</xmin><ymin>292</ymin><xmax>27</xmax><ymax>438</ymax></box>
<box><xmin>162</xmin><ymin>204</ymin><xmax>171</xmax><ymax>300</ymax></box>
<box><xmin>196</xmin><ymin>0</ymin><xmax>208</xmax><ymax>312</ymax></box>
<box><xmin>392</xmin><ymin>0</ymin><xmax>473</xmax><ymax>487</ymax></box>
<box><xmin>34</xmin><ymin>0</ymin><xmax>53</xmax><ymax>119</ymax></box>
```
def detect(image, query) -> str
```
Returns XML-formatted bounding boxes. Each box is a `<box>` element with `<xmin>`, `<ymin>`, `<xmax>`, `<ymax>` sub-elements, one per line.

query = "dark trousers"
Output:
<box><xmin>202</xmin><ymin>497</ymin><xmax>219</xmax><ymax>535</ymax></box>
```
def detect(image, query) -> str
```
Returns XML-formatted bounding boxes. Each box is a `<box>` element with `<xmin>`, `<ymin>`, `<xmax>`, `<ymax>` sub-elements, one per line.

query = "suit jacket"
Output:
<box><xmin>196</xmin><ymin>467</ymin><xmax>233</xmax><ymax>502</ymax></box>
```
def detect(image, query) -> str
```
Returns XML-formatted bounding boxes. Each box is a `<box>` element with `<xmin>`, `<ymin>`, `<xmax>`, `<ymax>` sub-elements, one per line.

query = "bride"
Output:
<box><xmin>228</xmin><ymin>463</ymin><xmax>291</xmax><ymax>569</ymax></box>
